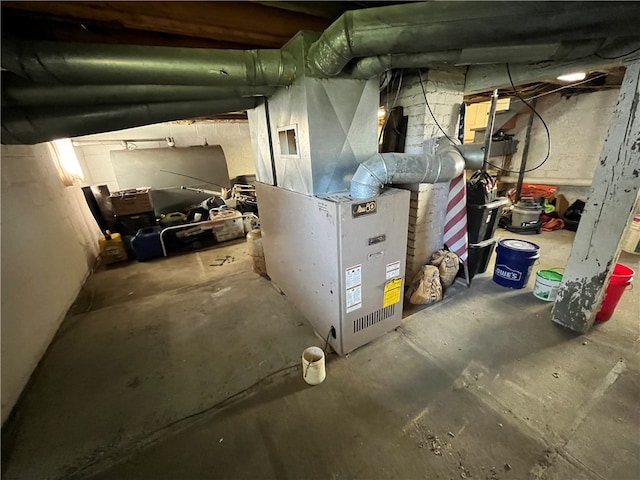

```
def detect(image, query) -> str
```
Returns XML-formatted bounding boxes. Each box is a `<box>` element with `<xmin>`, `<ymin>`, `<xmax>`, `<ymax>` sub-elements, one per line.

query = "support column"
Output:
<box><xmin>551</xmin><ymin>61</ymin><xmax>640</xmax><ymax>332</ymax></box>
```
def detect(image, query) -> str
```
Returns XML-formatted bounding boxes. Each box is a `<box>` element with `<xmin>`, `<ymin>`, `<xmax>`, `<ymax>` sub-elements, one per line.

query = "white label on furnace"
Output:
<box><xmin>346</xmin><ymin>286</ymin><xmax>362</xmax><ymax>313</ymax></box>
<box><xmin>386</xmin><ymin>261</ymin><xmax>401</xmax><ymax>280</ymax></box>
<box><xmin>345</xmin><ymin>265</ymin><xmax>362</xmax><ymax>312</ymax></box>
<box><xmin>345</xmin><ymin>264</ymin><xmax>362</xmax><ymax>289</ymax></box>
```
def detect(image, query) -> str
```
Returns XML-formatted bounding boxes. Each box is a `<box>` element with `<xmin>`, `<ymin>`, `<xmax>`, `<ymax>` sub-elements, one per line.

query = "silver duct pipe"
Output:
<box><xmin>2</xmin><ymin>39</ymin><xmax>296</xmax><ymax>87</ymax></box>
<box><xmin>1</xmin><ymin>77</ymin><xmax>275</xmax><ymax>107</ymax></box>
<box><xmin>307</xmin><ymin>1</ymin><xmax>640</xmax><ymax>77</ymax></box>
<box><xmin>350</xmin><ymin>140</ymin><xmax>469</xmax><ymax>199</ymax></box>
<box><xmin>1</xmin><ymin>98</ymin><xmax>259</xmax><ymax>145</ymax></box>
<box><xmin>349</xmin><ymin>41</ymin><xmax>604</xmax><ymax>79</ymax></box>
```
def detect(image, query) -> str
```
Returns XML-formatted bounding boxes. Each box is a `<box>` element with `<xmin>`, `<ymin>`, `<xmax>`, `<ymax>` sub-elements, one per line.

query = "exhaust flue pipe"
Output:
<box><xmin>350</xmin><ymin>139</ymin><xmax>473</xmax><ymax>199</ymax></box>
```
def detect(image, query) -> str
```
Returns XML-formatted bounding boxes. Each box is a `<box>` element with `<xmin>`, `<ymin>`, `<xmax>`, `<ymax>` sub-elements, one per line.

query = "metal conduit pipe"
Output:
<box><xmin>350</xmin><ymin>140</ymin><xmax>469</xmax><ymax>199</ymax></box>
<box><xmin>307</xmin><ymin>1</ymin><xmax>640</xmax><ymax>77</ymax></box>
<box><xmin>1</xmin><ymin>39</ymin><xmax>296</xmax><ymax>87</ymax></box>
<box><xmin>1</xmin><ymin>77</ymin><xmax>275</xmax><ymax>107</ymax></box>
<box><xmin>349</xmin><ymin>41</ymin><xmax>604</xmax><ymax>79</ymax></box>
<box><xmin>1</xmin><ymin>98</ymin><xmax>259</xmax><ymax>145</ymax></box>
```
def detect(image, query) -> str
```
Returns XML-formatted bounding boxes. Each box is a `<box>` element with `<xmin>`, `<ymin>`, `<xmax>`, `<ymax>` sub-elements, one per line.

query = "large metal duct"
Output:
<box><xmin>1</xmin><ymin>39</ymin><xmax>296</xmax><ymax>87</ymax></box>
<box><xmin>307</xmin><ymin>1</ymin><xmax>640</xmax><ymax>77</ymax></box>
<box><xmin>1</xmin><ymin>98</ymin><xmax>259</xmax><ymax>145</ymax></box>
<box><xmin>349</xmin><ymin>41</ymin><xmax>604</xmax><ymax>79</ymax></box>
<box><xmin>1</xmin><ymin>76</ymin><xmax>275</xmax><ymax>107</ymax></box>
<box><xmin>350</xmin><ymin>140</ymin><xmax>475</xmax><ymax>199</ymax></box>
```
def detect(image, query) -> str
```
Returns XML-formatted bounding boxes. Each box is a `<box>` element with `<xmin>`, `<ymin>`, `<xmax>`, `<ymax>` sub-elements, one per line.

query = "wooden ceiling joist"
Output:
<box><xmin>2</xmin><ymin>1</ymin><xmax>332</xmax><ymax>49</ymax></box>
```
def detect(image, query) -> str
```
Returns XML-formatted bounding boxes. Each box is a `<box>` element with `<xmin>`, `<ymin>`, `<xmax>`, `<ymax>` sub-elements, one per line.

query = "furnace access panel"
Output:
<box><xmin>256</xmin><ymin>183</ymin><xmax>410</xmax><ymax>355</ymax></box>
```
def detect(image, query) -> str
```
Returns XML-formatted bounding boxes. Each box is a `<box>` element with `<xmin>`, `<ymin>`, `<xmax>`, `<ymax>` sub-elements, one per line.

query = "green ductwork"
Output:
<box><xmin>348</xmin><ymin>41</ymin><xmax>605</xmax><ymax>79</ymax></box>
<box><xmin>2</xmin><ymin>1</ymin><xmax>640</xmax><ymax>144</ymax></box>
<box><xmin>1</xmin><ymin>74</ymin><xmax>275</xmax><ymax>107</ymax></box>
<box><xmin>306</xmin><ymin>1</ymin><xmax>639</xmax><ymax>77</ymax></box>
<box><xmin>2</xmin><ymin>39</ymin><xmax>296</xmax><ymax>87</ymax></box>
<box><xmin>1</xmin><ymin>98</ymin><xmax>259</xmax><ymax>145</ymax></box>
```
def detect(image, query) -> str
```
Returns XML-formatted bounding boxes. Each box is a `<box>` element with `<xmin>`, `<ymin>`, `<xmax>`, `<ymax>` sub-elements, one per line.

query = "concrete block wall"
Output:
<box><xmin>394</xmin><ymin>69</ymin><xmax>465</xmax><ymax>280</ymax></box>
<box><xmin>1</xmin><ymin>144</ymin><xmax>101</xmax><ymax>423</ymax></box>
<box><xmin>74</xmin><ymin>120</ymin><xmax>256</xmax><ymax>192</ymax></box>
<box><xmin>505</xmin><ymin>89</ymin><xmax>619</xmax><ymax>203</ymax></box>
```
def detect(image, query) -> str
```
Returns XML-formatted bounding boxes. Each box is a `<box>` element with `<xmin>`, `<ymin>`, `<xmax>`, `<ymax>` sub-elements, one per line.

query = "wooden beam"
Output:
<box><xmin>550</xmin><ymin>61</ymin><xmax>640</xmax><ymax>333</ymax></box>
<box><xmin>465</xmin><ymin>50</ymin><xmax>640</xmax><ymax>94</ymax></box>
<box><xmin>3</xmin><ymin>1</ymin><xmax>331</xmax><ymax>48</ymax></box>
<box><xmin>1</xmin><ymin>9</ymin><xmax>259</xmax><ymax>49</ymax></box>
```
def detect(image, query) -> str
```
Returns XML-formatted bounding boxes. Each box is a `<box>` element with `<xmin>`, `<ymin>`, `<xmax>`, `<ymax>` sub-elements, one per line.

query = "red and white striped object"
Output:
<box><xmin>443</xmin><ymin>173</ymin><xmax>468</xmax><ymax>263</ymax></box>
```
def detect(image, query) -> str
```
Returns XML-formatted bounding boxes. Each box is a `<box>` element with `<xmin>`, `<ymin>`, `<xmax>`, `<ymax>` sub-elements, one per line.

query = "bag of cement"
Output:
<box><xmin>430</xmin><ymin>250</ymin><xmax>459</xmax><ymax>289</ymax></box>
<box><xmin>407</xmin><ymin>265</ymin><xmax>443</xmax><ymax>305</ymax></box>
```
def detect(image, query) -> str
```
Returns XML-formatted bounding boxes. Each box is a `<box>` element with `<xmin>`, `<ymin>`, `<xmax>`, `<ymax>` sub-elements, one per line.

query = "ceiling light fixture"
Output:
<box><xmin>557</xmin><ymin>72</ymin><xmax>587</xmax><ymax>82</ymax></box>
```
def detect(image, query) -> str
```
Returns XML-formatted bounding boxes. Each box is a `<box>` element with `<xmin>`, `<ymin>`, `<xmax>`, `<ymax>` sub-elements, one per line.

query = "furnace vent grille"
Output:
<box><xmin>353</xmin><ymin>305</ymin><xmax>395</xmax><ymax>333</ymax></box>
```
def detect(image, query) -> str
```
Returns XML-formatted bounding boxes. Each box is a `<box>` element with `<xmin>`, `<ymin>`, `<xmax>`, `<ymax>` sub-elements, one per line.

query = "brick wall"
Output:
<box><xmin>392</xmin><ymin>69</ymin><xmax>465</xmax><ymax>279</ymax></box>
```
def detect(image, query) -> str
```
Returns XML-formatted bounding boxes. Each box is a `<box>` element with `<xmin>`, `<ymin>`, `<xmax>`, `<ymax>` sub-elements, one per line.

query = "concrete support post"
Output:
<box><xmin>551</xmin><ymin>61</ymin><xmax>640</xmax><ymax>332</ymax></box>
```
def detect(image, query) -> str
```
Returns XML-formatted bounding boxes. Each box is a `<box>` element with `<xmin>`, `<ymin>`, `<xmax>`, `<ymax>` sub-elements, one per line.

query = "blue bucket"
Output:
<box><xmin>493</xmin><ymin>239</ymin><xmax>540</xmax><ymax>289</ymax></box>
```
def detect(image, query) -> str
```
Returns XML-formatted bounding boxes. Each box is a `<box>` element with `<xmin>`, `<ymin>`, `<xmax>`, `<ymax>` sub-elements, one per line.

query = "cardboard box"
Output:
<box><xmin>110</xmin><ymin>188</ymin><xmax>153</xmax><ymax>216</ymax></box>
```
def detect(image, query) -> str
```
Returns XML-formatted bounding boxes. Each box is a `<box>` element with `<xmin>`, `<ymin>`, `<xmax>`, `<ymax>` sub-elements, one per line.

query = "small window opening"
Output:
<box><xmin>48</xmin><ymin>138</ymin><xmax>84</xmax><ymax>186</ymax></box>
<box><xmin>278</xmin><ymin>127</ymin><xmax>298</xmax><ymax>156</ymax></box>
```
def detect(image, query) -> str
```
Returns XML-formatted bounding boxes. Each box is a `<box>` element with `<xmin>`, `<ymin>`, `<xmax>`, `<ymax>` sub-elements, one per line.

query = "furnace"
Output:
<box><xmin>257</xmin><ymin>183</ymin><xmax>409</xmax><ymax>355</ymax></box>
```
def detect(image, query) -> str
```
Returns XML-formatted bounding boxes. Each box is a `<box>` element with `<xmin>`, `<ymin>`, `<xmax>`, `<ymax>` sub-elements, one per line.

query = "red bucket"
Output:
<box><xmin>596</xmin><ymin>263</ymin><xmax>635</xmax><ymax>322</ymax></box>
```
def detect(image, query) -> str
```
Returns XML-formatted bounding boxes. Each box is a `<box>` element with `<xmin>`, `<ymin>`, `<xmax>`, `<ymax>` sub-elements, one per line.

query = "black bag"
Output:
<box><xmin>563</xmin><ymin>199</ymin><xmax>585</xmax><ymax>232</ymax></box>
<box><xmin>564</xmin><ymin>200</ymin><xmax>585</xmax><ymax>221</ymax></box>
<box><xmin>467</xmin><ymin>171</ymin><xmax>497</xmax><ymax>205</ymax></box>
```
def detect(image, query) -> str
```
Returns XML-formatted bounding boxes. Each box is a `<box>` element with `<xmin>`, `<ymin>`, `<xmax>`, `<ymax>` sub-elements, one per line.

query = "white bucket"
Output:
<box><xmin>533</xmin><ymin>269</ymin><xmax>564</xmax><ymax>302</ymax></box>
<box><xmin>302</xmin><ymin>346</ymin><xmax>326</xmax><ymax>385</ymax></box>
<box><xmin>621</xmin><ymin>215</ymin><xmax>640</xmax><ymax>254</ymax></box>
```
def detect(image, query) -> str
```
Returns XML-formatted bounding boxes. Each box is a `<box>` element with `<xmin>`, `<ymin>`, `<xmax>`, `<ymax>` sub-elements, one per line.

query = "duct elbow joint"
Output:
<box><xmin>307</xmin><ymin>12</ymin><xmax>355</xmax><ymax>77</ymax></box>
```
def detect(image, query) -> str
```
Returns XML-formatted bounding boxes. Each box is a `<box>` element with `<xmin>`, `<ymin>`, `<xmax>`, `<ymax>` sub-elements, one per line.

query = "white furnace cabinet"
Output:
<box><xmin>256</xmin><ymin>183</ymin><xmax>410</xmax><ymax>355</ymax></box>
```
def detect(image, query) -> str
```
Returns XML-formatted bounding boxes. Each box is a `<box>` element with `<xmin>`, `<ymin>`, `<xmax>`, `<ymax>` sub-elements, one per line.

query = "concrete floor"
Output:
<box><xmin>2</xmin><ymin>230</ymin><xmax>639</xmax><ymax>480</ymax></box>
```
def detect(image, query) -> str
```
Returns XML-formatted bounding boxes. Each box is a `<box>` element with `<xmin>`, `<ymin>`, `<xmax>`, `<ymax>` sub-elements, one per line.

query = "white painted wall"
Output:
<box><xmin>1</xmin><ymin>144</ymin><xmax>100</xmax><ymax>423</ymax></box>
<box><xmin>73</xmin><ymin>120</ymin><xmax>255</xmax><ymax>191</ymax></box>
<box><xmin>505</xmin><ymin>89</ymin><xmax>619</xmax><ymax>202</ymax></box>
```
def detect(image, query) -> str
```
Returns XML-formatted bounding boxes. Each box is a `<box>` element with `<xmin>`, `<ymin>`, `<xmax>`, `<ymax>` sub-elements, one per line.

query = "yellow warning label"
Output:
<box><xmin>383</xmin><ymin>277</ymin><xmax>403</xmax><ymax>308</ymax></box>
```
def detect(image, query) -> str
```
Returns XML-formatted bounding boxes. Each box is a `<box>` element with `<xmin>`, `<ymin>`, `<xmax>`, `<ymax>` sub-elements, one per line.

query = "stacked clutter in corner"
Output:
<box><xmin>463</xmin><ymin>171</ymin><xmax>508</xmax><ymax>279</ymax></box>
<box><xmin>110</xmin><ymin>188</ymin><xmax>157</xmax><ymax>259</ymax></box>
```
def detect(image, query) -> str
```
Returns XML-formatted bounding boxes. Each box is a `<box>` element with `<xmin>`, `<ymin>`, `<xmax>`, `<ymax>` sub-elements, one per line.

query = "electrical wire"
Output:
<box><xmin>417</xmin><ymin>69</ymin><xmax>456</xmax><ymax>144</ymax></box>
<box><xmin>595</xmin><ymin>46</ymin><xmax>640</xmax><ymax>60</ymax></box>
<box><xmin>378</xmin><ymin>70</ymin><xmax>403</xmax><ymax>143</ymax></box>
<box><xmin>482</xmin><ymin>64</ymin><xmax>552</xmax><ymax>174</ymax></box>
<box><xmin>523</xmin><ymin>72</ymin><xmax>608</xmax><ymax>102</ymax></box>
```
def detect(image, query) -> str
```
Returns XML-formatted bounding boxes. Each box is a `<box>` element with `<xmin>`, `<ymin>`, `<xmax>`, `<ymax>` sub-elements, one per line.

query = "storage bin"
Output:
<box><xmin>467</xmin><ymin>198</ymin><xmax>508</xmax><ymax>244</ymax></box>
<box><xmin>465</xmin><ymin>238</ymin><xmax>498</xmax><ymax>279</ymax></box>
<box><xmin>210</xmin><ymin>210</ymin><xmax>244</xmax><ymax>242</ymax></box>
<box><xmin>131</xmin><ymin>226</ymin><xmax>163</xmax><ymax>261</ymax></box>
<box><xmin>115</xmin><ymin>212</ymin><xmax>156</xmax><ymax>237</ymax></box>
<box><xmin>109</xmin><ymin>188</ymin><xmax>153</xmax><ymax>216</ymax></box>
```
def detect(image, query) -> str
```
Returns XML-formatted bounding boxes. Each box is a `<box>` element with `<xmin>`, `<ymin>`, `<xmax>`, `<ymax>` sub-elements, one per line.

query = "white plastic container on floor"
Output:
<box><xmin>209</xmin><ymin>209</ymin><xmax>244</xmax><ymax>242</ymax></box>
<box><xmin>302</xmin><ymin>347</ymin><xmax>326</xmax><ymax>385</ymax></box>
<box><xmin>621</xmin><ymin>215</ymin><xmax>640</xmax><ymax>254</ymax></box>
